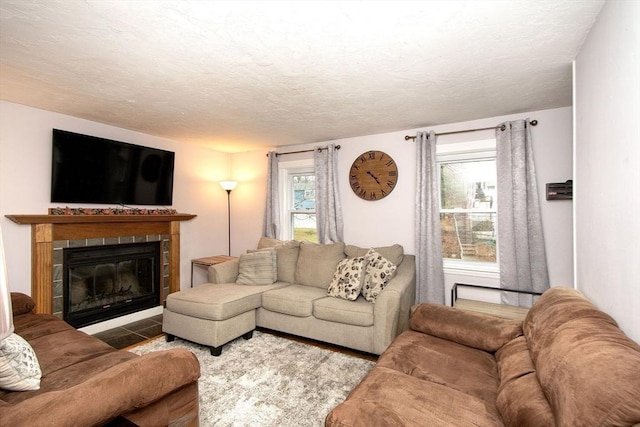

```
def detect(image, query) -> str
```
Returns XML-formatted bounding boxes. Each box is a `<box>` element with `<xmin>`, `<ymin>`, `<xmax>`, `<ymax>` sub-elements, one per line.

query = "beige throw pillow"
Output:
<box><xmin>0</xmin><ymin>333</ymin><xmax>42</xmax><ymax>391</ymax></box>
<box><xmin>236</xmin><ymin>248</ymin><xmax>277</xmax><ymax>285</ymax></box>
<box><xmin>327</xmin><ymin>256</ymin><xmax>367</xmax><ymax>301</ymax></box>
<box><xmin>362</xmin><ymin>248</ymin><xmax>397</xmax><ymax>303</ymax></box>
<box><xmin>257</xmin><ymin>237</ymin><xmax>300</xmax><ymax>283</ymax></box>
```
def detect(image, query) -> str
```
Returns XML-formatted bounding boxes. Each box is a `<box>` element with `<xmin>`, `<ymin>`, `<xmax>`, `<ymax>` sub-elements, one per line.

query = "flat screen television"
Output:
<box><xmin>51</xmin><ymin>129</ymin><xmax>175</xmax><ymax>206</ymax></box>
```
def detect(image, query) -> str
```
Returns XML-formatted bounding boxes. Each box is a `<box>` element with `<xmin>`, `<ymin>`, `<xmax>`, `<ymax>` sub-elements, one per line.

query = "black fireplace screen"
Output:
<box><xmin>63</xmin><ymin>242</ymin><xmax>161</xmax><ymax>328</ymax></box>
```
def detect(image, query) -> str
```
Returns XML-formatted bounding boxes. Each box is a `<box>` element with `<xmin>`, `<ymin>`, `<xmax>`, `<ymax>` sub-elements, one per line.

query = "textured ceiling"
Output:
<box><xmin>0</xmin><ymin>1</ymin><xmax>604</xmax><ymax>153</ymax></box>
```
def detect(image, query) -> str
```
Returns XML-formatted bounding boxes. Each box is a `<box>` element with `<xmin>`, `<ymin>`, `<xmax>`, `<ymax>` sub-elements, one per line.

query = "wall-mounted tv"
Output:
<box><xmin>51</xmin><ymin>129</ymin><xmax>175</xmax><ymax>206</ymax></box>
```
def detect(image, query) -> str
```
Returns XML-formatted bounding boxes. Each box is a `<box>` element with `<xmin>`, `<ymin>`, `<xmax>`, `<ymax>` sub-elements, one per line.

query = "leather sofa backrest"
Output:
<box><xmin>523</xmin><ymin>287</ymin><xmax>640</xmax><ymax>426</ymax></box>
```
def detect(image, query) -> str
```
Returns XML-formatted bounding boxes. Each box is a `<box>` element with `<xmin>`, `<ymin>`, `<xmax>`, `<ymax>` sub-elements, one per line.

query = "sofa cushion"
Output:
<box><xmin>523</xmin><ymin>287</ymin><xmax>640</xmax><ymax>426</ymax></box>
<box><xmin>361</xmin><ymin>248</ymin><xmax>397</xmax><ymax>303</ymax></box>
<box><xmin>495</xmin><ymin>336</ymin><xmax>554</xmax><ymax>427</ymax></box>
<box><xmin>166</xmin><ymin>283</ymin><xmax>283</xmax><ymax>320</ymax></box>
<box><xmin>326</xmin><ymin>366</ymin><xmax>504</xmax><ymax>427</ymax></box>
<box><xmin>327</xmin><ymin>256</ymin><xmax>367</xmax><ymax>301</ymax></box>
<box><xmin>313</xmin><ymin>296</ymin><xmax>374</xmax><ymax>327</ymax></box>
<box><xmin>344</xmin><ymin>244</ymin><xmax>404</xmax><ymax>266</ymax></box>
<box><xmin>261</xmin><ymin>285</ymin><xmax>328</xmax><ymax>317</ymax></box>
<box><xmin>236</xmin><ymin>248</ymin><xmax>277</xmax><ymax>285</ymax></box>
<box><xmin>376</xmin><ymin>330</ymin><xmax>499</xmax><ymax>403</ymax></box>
<box><xmin>294</xmin><ymin>242</ymin><xmax>345</xmax><ymax>289</ymax></box>
<box><xmin>410</xmin><ymin>303</ymin><xmax>523</xmax><ymax>352</ymax></box>
<box><xmin>257</xmin><ymin>237</ymin><xmax>300</xmax><ymax>283</ymax></box>
<box><xmin>0</xmin><ymin>333</ymin><xmax>42</xmax><ymax>391</ymax></box>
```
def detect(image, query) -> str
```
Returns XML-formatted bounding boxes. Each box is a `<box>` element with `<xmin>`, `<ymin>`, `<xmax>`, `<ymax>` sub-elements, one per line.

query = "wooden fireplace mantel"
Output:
<box><xmin>6</xmin><ymin>213</ymin><xmax>196</xmax><ymax>225</ymax></box>
<box><xmin>6</xmin><ymin>213</ymin><xmax>196</xmax><ymax>314</ymax></box>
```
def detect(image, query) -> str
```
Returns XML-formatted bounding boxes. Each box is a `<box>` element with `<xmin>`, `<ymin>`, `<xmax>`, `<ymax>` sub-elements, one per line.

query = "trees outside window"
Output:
<box><xmin>438</xmin><ymin>141</ymin><xmax>497</xmax><ymax>265</ymax></box>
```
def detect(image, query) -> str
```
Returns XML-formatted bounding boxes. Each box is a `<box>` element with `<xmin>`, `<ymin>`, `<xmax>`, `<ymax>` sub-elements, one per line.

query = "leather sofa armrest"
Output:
<box><xmin>410</xmin><ymin>303</ymin><xmax>523</xmax><ymax>352</ymax></box>
<box><xmin>10</xmin><ymin>292</ymin><xmax>35</xmax><ymax>316</ymax></box>
<box><xmin>208</xmin><ymin>259</ymin><xmax>240</xmax><ymax>284</ymax></box>
<box><xmin>372</xmin><ymin>255</ymin><xmax>416</xmax><ymax>354</ymax></box>
<box><xmin>0</xmin><ymin>348</ymin><xmax>200</xmax><ymax>427</ymax></box>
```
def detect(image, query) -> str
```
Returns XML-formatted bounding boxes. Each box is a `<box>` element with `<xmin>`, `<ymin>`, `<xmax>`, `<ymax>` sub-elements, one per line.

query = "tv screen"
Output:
<box><xmin>51</xmin><ymin>129</ymin><xmax>175</xmax><ymax>206</ymax></box>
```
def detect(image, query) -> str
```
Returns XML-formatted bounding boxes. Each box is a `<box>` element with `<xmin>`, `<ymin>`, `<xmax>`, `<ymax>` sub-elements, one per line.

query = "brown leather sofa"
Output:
<box><xmin>0</xmin><ymin>293</ymin><xmax>200</xmax><ymax>426</ymax></box>
<box><xmin>326</xmin><ymin>287</ymin><xmax>640</xmax><ymax>426</ymax></box>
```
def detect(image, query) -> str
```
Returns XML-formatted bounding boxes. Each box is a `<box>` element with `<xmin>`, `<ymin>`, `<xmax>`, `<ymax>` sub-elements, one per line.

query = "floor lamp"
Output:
<box><xmin>220</xmin><ymin>181</ymin><xmax>237</xmax><ymax>256</ymax></box>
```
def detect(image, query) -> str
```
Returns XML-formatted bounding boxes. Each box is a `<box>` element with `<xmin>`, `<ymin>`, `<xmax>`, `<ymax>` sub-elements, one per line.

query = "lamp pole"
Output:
<box><xmin>219</xmin><ymin>181</ymin><xmax>237</xmax><ymax>256</ymax></box>
<box><xmin>225</xmin><ymin>189</ymin><xmax>232</xmax><ymax>256</ymax></box>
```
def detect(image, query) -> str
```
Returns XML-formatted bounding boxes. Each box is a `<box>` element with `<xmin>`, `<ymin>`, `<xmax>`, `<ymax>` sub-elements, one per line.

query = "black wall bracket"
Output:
<box><xmin>546</xmin><ymin>180</ymin><xmax>573</xmax><ymax>200</ymax></box>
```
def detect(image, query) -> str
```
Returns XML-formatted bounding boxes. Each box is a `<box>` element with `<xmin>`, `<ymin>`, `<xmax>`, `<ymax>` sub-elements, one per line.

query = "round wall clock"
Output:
<box><xmin>349</xmin><ymin>150</ymin><xmax>398</xmax><ymax>201</ymax></box>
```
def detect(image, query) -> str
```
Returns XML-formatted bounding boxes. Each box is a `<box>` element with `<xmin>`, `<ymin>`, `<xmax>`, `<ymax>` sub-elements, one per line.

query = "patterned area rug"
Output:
<box><xmin>130</xmin><ymin>331</ymin><xmax>375</xmax><ymax>426</ymax></box>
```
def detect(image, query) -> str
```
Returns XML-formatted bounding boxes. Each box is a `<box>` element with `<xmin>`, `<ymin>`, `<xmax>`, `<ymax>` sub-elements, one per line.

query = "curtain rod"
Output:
<box><xmin>267</xmin><ymin>145</ymin><xmax>341</xmax><ymax>157</ymax></box>
<box><xmin>404</xmin><ymin>120</ymin><xmax>538</xmax><ymax>141</ymax></box>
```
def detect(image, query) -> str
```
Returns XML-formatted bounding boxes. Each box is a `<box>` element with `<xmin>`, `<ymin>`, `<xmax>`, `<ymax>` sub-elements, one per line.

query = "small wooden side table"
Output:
<box><xmin>451</xmin><ymin>282</ymin><xmax>542</xmax><ymax>321</ymax></box>
<box><xmin>191</xmin><ymin>255</ymin><xmax>238</xmax><ymax>286</ymax></box>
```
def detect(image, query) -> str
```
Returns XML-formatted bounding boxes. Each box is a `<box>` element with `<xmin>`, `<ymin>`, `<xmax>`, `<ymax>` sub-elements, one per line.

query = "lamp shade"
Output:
<box><xmin>220</xmin><ymin>181</ymin><xmax>237</xmax><ymax>191</ymax></box>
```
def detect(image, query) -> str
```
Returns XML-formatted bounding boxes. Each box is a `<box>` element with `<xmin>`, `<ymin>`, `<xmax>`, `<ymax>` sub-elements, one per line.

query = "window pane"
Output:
<box><xmin>440</xmin><ymin>158</ymin><xmax>497</xmax><ymax>264</ymax></box>
<box><xmin>440</xmin><ymin>160</ymin><xmax>496</xmax><ymax>210</ymax></box>
<box><xmin>441</xmin><ymin>212</ymin><xmax>497</xmax><ymax>262</ymax></box>
<box><xmin>292</xmin><ymin>175</ymin><xmax>315</xmax><ymax>210</ymax></box>
<box><xmin>292</xmin><ymin>213</ymin><xmax>317</xmax><ymax>242</ymax></box>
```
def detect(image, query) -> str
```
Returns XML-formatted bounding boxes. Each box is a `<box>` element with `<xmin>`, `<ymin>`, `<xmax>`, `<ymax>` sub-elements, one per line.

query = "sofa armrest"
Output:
<box><xmin>372</xmin><ymin>255</ymin><xmax>416</xmax><ymax>354</ymax></box>
<box><xmin>10</xmin><ymin>292</ymin><xmax>35</xmax><ymax>316</ymax></box>
<box><xmin>410</xmin><ymin>303</ymin><xmax>523</xmax><ymax>352</ymax></box>
<box><xmin>0</xmin><ymin>348</ymin><xmax>200</xmax><ymax>427</ymax></box>
<box><xmin>208</xmin><ymin>259</ymin><xmax>240</xmax><ymax>284</ymax></box>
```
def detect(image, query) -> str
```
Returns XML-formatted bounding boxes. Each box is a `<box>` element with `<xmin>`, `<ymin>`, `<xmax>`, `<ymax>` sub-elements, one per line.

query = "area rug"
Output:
<box><xmin>129</xmin><ymin>331</ymin><xmax>375</xmax><ymax>426</ymax></box>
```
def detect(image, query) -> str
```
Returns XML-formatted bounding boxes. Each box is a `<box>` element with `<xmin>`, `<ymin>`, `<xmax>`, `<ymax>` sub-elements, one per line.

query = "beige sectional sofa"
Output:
<box><xmin>163</xmin><ymin>238</ymin><xmax>416</xmax><ymax>356</ymax></box>
<box><xmin>326</xmin><ymin>287</ymin><xmax>640</xmax><ymax>426</ymax></box>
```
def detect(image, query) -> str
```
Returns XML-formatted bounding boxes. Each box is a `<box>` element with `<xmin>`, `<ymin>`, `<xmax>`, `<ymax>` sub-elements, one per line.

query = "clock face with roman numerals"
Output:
<box><xmin>349</xmin><ymin>150</ymin><xmax>398</xmax><ymax>201</ymax></box>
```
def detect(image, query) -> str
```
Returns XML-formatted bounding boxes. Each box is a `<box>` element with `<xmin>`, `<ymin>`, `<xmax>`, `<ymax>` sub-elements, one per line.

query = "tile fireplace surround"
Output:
<box><xmin>5</xmin><ymin>213</ymin><xmax>196</xmax><ymax>315</ymax></box>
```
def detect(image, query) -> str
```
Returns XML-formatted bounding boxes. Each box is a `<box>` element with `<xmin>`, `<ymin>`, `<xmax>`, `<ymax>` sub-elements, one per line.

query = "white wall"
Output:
<box><xmin>231</xmin><ymin>107</ymin><xmax>574</xmax><ymax>304</ymax></box>
<box><xmin>574</xmin><ymin>0</ymin><xmax>640</xmax><ymax>343</ymax></box>
<box><xmin>0</xmin><ymin>101</ymin><xmax>232</xmax><ymax>295</ymax></box>
<box><xmin>0</xmin><ymin>102</ymin><xmax>576</xmax><ymax>323</ymax></box>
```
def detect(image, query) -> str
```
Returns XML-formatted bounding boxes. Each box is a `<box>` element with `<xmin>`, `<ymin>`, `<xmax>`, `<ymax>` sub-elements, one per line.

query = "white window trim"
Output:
<box><xmin>278</xmin><ymin>159</ymin><xmax>315</xmax><ymax>241</ymax></box>
<box><xmin>437</xmin><ymin>139</ymin><xmax>499</xmax><ymax>274</ymax></box>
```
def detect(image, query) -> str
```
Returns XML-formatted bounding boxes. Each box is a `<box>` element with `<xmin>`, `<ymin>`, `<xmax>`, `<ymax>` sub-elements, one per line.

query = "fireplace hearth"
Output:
<box><xmin>63</xmin><ymin>242</ymin><xmax>161</xmax><ymax>328</ymax></box>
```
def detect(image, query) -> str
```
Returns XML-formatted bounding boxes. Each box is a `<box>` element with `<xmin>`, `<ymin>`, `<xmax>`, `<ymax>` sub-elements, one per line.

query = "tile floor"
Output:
<box><xmin>92</xmin><ymin>314</ymin><xmax>164</xmax><ymax>349</ymax></box>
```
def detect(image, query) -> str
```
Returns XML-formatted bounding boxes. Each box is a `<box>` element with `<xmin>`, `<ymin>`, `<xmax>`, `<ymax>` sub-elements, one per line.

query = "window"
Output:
<box><xmin>437</xmin><ymin>140</ymin><xmax>497</xmax><ymax>268</ymax></box>
<box><xmin>280</xmin><ymin>160</ymin><xmax>318</xmax><ymax>242</ymax></box>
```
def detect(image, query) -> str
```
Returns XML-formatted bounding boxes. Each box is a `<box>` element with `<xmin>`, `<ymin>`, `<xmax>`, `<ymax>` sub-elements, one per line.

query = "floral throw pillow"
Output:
<box><xmin>0</xmin><ymin>333</ymin><xmax>42</xmax><ymax>391</ymax></box>
<box><xmin>362</xmin><ymin>248</ymin><xmax>397</xmax><ymax>303</ymax></box>
<box><xmin>327</xmin><ymin>256</ymin><xmax>367</xmax><ymax>301</ymax></box>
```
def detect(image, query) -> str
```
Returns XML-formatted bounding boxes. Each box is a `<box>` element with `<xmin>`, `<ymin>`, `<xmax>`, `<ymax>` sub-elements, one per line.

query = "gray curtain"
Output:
<box><xmin>314</xmin><ymin>144</ymin><xmax>343</xmax><ymax>243</ymax></box>
<box><xmin>496</xmin><ymin>119</ymin><xmax>549</xmax><ymax>306</ymax></box>
<box><xmin>262</xmin><ymin>151</ymin><xmax>280</xmax><ymax>239</ymax></box>
<box><xmin>1</xmin><ymin>224</ymin><xmax>14</xmax><ymax>342</ymax></box>
<box><xmin>415</xmin><ymin>131</ymin><xmax>445</xmax><ymax>304</ymax></box>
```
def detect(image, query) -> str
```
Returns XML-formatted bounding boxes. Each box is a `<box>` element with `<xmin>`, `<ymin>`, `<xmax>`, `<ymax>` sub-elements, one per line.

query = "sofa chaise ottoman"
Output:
<box><xmin>325</xmin><ymin>286</ymin><xmax>640</xmax><ymax>426</ymax></box>
<box><xmin>163</xmin><ymin>238</ymin><xmax>416</xmax><ymax>356</ymax></box>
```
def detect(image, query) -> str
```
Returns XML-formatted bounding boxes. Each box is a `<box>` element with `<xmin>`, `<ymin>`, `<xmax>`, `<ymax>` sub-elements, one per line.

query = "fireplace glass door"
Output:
<box><xmin>63</xmin><ymin>242</ymin><xmax>161</xmax><ymax>328</ymax></box>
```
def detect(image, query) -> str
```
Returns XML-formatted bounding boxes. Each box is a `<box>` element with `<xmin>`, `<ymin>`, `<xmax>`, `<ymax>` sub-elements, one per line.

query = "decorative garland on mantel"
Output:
<box><xmin>49</xmin><ymin>207</ymin><xmax>178</xmax><ymax>216</ymax></box>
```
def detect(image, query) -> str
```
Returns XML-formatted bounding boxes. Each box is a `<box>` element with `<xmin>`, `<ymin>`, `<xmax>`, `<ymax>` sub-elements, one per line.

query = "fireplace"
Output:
<box><xmin>63</xmin><ymin>242</ymin><xmax>161</xmax><ymax>328</ymax></box>
<box><xmin>5</xmin><ymin>213</ymin><xmax>196</xmax><ymax>317</ymax></box>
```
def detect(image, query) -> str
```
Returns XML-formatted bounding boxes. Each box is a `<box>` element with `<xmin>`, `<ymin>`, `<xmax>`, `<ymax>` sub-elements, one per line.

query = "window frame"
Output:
<box><xmin>436</xmin><ymin>139</ymin><xmax>499</xmax><ymax>275</ymax></box>
<box><xmin>278</xmin><ymin>159</ymin><xmax>317</xmax><ymax>241</ymax></box>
